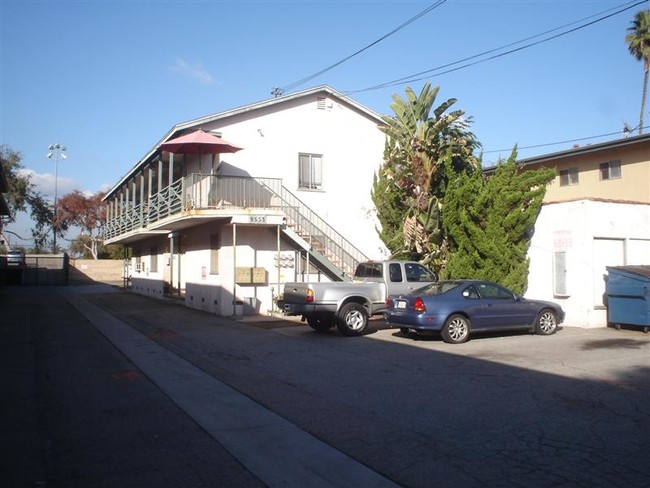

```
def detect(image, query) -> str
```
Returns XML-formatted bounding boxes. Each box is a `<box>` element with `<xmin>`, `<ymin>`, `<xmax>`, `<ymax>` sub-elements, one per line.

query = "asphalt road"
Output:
<box><xmin>2</xmin><ymin>284</ymin><xmax>649</xmax><ymax>487</ymax></box>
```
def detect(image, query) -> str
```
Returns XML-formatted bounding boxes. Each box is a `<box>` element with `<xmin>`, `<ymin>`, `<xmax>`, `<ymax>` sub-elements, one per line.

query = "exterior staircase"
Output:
<box><xmin>104</xmin><ymin>174</ymin><xmax>369</xmax><ymax>281</ymax></box>
<box><xmin>255</xmin><ymin>178</ymin><xmax>368</xmax><ymax>281</ymax></box>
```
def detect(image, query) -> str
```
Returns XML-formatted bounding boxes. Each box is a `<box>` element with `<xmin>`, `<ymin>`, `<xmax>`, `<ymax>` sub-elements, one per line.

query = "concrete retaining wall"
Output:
<box><xmin>69</xmin><ymin>259</ymin><xmax>126</xmax><ymax>285</ymax></box>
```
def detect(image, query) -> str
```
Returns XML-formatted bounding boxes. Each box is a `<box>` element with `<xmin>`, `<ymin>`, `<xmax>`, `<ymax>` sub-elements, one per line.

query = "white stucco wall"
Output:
<box><xmin>186</xmin><ymin>95</ymin><xmax>389</xmax><ymax>260</ymax></box>
<box><xmin>181</xmin><ymin>222</ymin><xmax>325</xmax><ymax>316</ymax></box>
<box><xmin>527</xmin><ymin>200</ymin><xmax>650</xmax><ymax>328</ymax></box>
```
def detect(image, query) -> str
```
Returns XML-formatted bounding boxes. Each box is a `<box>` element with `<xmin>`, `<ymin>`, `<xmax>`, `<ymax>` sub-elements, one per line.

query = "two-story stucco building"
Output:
<box><xmin>505</xmin><ymin>133</ymin><xmax>650</xmax><ymax>328</ymax></box>
<box><xmin>104</xmin><ymin>83</ymin><xmax>649</xmax><ymax>328</ymax></box>
<box><xmin>103</xmin><ymin>86</ymin><xmax>388</xmax><ymax>316</ymax></box>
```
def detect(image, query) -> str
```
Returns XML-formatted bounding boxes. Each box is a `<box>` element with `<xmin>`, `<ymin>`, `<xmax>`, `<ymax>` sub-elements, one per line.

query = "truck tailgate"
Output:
<box><xmin>283</xmin><ymin>283</ymin><xmax>313</xmax><ymax>304</ymax></box>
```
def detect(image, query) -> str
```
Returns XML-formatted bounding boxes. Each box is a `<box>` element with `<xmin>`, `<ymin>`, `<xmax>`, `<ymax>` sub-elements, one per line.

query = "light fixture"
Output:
<box><xmin>47</xmin><ymin>143</ymin><xmax>66</xmax><ymax>254</ymax></box>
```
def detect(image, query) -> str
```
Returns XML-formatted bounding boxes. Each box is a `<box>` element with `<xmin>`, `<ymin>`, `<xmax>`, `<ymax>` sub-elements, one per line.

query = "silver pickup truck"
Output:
<box><xmin>282</xmin><ymin>260</ymin><xmax>437</xmax><ymax>336</ymax></box>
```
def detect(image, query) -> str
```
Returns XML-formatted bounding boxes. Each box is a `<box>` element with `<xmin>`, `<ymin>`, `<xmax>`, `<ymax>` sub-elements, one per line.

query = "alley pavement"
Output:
<box><xmin>2</xmin><ymin>284</ymin><xmax>649</xmax><ymax>487</ymax></box>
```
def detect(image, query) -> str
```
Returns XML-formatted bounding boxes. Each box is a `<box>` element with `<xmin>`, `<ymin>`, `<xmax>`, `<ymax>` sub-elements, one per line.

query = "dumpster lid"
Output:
<box><xmin>606</xmin><ymin>265</ymin><xmax>650</xmax><ymax>279</ymax></box>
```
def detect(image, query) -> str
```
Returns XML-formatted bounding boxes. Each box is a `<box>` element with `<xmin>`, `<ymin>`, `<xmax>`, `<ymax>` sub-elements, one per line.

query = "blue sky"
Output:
<box><xmin>1</xmin><ymin>0</ymin><xmax>648</xmax><ymax>242</ymax></box>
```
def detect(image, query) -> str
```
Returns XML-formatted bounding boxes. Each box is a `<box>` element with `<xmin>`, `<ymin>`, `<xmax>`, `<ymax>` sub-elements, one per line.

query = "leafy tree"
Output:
<box><xmin>103</xmin><ymin>244</ymin><xmax>131</xmax><ymax>260</ymax></box>
<box><xmin>56</xmin><ymin>190</ymin><xmax>106</xmax><ymax>259</ymax></box>
<box><xmin>442</xmin><ymin>148</ymin><xmax>555</xmax><ymax>294</ymax></box>
<box><xmin>625</xmin><ymin>9</ymin><xmax>650</xmax><ymax>135</ymax></box>
<box><xmin>68</xmin><ymin>236</ymin><xmax>126</xmax><ymax>260</ymax></box>
<box><xmin>372</xmin><ymin>83</ymin><xmax>480</xmax><ymax>272</ymax></box>
<box><xmin>0</xmin><ymin>145</ymin><xmax>54</xmax><ymax>251</ymax></box>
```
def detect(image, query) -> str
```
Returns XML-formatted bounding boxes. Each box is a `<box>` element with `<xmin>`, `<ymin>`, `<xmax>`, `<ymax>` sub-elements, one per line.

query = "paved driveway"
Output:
<box><xmin>3</xmin><ymin>285</ymin><xmax>649</xmax><ymax>487</ymax></box>
<box><xmin>88</xmin><ymin>287</ymin><xmax>650</xmax><ymax>487</ymax></box>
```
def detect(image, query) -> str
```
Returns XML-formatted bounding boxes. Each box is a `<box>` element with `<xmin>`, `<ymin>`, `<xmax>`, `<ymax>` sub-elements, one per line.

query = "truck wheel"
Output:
<box><xmin>336</xmin><ymin>303</ymin><xmax>368</xmax><ymax>336</ymax></box>
<box><xmin>307</xmin><ymin>314</ymin><xmax>334</xmax><ymax>332</ymax></box>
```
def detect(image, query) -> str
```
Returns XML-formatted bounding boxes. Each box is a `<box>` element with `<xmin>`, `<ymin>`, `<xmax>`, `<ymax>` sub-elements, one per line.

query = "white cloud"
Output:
<box><xmin>19</xmin><ymin>168</ymin><xmax>81</xmax><ymax>200</ymax></box>
<box><xmin>170</xmin><ymin>58</ymin><xmax>214</xmax><ymax>85</ymax></box>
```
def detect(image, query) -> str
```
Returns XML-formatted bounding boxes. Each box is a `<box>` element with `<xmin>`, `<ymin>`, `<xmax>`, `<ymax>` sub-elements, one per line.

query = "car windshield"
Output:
<box><xmin>418</xmin><ymin>281</ymin><xmax>461</xmax><ymax>295</ymax></box>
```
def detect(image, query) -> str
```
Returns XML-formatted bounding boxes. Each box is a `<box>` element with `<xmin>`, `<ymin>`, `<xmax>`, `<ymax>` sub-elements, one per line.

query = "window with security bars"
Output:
<box><xmin>298</xmin><ymin>153</ymin><xmax>323</xmax><ymax>190</ymax></box>
<box><xmin>559</xmin><ymin>167</ymin><xmax>579</xmax><ymax>186</ymax></box>
<box><xmin>599</xmin><ymin>160</ymin><xmax>621</xmax><ymax>180</ymax></box>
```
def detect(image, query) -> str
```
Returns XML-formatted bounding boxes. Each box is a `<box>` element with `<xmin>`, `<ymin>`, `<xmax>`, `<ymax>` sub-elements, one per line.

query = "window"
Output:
<box><xmin>559</xmin><ymin>167</ymin><xmax>579</xmax><ymax>186</ymax></box>
<box><xmin>150</xmin><ymin>246</ymin><xmax>158</xmax><ymax>273</ymax></box>
<box><xmin>298</xmin><ymin>153</ymin><xmax>323</xmax><ymax>190</ymax></box>
<box><xmin>355</xmin><ymin>262</ymin><xmax>382</xmax><ymax>278</ymax></box>
<box><xmin>554</xmin><ymin>251</ymin><xmax>567</xmax><ymax>296</ymax></box>
<box><xmin>389</xmin><ymin>263</ymin><xmax>403</xmax><ymax>282</ymax></box>
<box><xmin>477</xmin><ymin>283</ymin><xmax>514</xmax><ymax>299</ymax></box>
<box><xmin>462</xmin><ymin>285</ymin><xmax>480</xmax><ymax>299</ymax></box>
<box><xmin>599</xmin><ymin>160</ymin><xmax>621</xmax><ymax>180</ymax></box>
<box><xmin>404</xmin><ymin>263</ymin><xmax>437</xmax><ymax>283</ymax></box>
<box><xmin>210</xmin><ymin>234</ymin><xmax>220</xmax><ymax>275</ymax></box>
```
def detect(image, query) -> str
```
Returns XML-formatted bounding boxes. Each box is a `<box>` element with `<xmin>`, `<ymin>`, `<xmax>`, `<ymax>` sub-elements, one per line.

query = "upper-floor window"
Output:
<box><xmin>559</xmin><ymin>167</ymin><xmax>579</xmax><ymax>186</ymax></box>
<box><xmin>599</xmin><ymin>160</ymin><xmax>621</xmax><ymax>180</ymax></box>
<box><xmin>299</xmin><ymin>153</ymin><xmax>322</xmax><ymax>190</ymax></box>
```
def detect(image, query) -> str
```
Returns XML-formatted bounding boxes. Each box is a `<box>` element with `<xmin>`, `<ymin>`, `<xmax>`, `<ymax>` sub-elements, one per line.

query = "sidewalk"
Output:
<box><xmin>64</xmin><ymin>285</ymin><xmax>397</xmax><ymax>487</ymax></box>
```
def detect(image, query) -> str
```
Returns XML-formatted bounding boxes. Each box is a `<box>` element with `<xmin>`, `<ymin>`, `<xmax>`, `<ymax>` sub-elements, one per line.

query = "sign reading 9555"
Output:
<box><xmin>248</xmin><ymin>215</ymin><xmax>267</xmax><ymax>224</ymax></box>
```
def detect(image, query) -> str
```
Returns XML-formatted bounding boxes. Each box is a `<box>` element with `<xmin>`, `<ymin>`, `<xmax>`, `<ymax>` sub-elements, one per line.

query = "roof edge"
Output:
<box><xmin>104</xmin><ymin>85</ymin><xmax>385</xmax><ymax>201</ymax></box>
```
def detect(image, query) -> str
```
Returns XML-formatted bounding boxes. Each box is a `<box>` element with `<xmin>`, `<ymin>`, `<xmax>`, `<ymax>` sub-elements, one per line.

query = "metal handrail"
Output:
<box><xmin>104</xmin><ymin>175</ymin><xmax>368</xmax><ymax>276</ymax></box>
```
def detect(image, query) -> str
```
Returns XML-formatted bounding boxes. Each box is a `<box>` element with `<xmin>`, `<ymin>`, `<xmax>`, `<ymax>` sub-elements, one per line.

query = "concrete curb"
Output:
<box><xmin>62</xmin><ymin>287</ymin><xmax>397</xmax><ymax>487</ymax></box>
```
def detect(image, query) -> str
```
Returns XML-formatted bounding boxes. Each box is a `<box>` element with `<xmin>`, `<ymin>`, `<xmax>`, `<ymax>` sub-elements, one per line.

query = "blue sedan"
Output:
<box><xmin>384</xmin><ymin>280</ymin><xmax>565</xmax><ymax>344</ymax></box>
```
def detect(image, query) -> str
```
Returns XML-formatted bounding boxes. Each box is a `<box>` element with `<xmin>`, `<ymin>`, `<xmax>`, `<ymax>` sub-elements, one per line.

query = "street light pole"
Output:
<box><xmin>47</xmin><ymin>143</ymin><xmax>66</xmax><ymax>254</ymax></box>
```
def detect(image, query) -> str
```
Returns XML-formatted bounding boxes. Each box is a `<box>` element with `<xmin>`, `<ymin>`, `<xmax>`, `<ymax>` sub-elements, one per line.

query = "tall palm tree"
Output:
<box><xmin>373</xmin><ymin>83</ymin><xmax>480</xmax><ymax>269</ymax></box>
<box><xmin>625</xmin><ymin>10</ymin><xmax>650</xmax><ymax>135</ymax></box>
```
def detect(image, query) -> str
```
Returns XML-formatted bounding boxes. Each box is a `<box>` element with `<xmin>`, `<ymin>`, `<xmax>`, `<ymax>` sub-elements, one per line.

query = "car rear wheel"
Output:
<box><xmin>442</xmin><ymin>314</ymin><xmax>470</xmax><ymax>344</ymax></box>
<box><xmin>306</xmin><ymin>314</ymin><xmax>334</xmax><ymax>332</ymax></box>
<box><xmin>535</xmin><ymin>309</ymin><xmax>558</xmax><ymax>335</ymax></box>
<box><xmin>336</xmin><ymin>303</ymin><xmax>368</xmax><ymax>336</ymax></box>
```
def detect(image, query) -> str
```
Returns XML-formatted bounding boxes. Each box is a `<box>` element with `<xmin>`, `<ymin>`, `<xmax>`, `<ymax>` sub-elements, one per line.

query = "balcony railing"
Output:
<box><xmin>104</xmin><ymin>175</ymin><xmax>368</xmax><ymax>277</ymax></box>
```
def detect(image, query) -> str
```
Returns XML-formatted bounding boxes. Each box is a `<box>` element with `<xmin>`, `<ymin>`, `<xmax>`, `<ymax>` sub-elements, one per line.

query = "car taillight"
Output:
<box><xmin>413</xmin><ymin>297</ymin><xmax>426</xmax><ymax>312</ymax></box>
<box><xmin>386</xmin><ymin>297</ymin><xmax>393</xmax><ymax>308</ymax></box>
<box><xmin>306</xmin><ymin>288</ymin><xmax>314</xmax><ymax>303</ymax></box>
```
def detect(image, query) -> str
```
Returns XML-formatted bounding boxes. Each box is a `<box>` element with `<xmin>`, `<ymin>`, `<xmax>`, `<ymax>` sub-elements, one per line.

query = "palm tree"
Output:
<box><xmin>372</xmin><ymin>83</ymin><xmax>480</xmax><ymax>270</ymax></box>
<box><xmin>625</xmin><ymin>10</ymin><xmax>650</xmax><ymax>135</ymax></box>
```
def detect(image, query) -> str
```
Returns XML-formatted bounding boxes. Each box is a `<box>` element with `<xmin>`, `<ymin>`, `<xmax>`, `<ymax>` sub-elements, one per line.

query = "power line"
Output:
<box><xmin>348</xmin><ymin>0</ymin><xmax>647</xmax><ymax>94</ymax></box>
<box><xmin>483</xmin><ymin>125</ymin><xmax>649</xmax><ymax>155</ymax></box>
<box><xmin>273</xmin><ymin>0</ymin><xmax>447</xmax><ymax>96</ymax></box>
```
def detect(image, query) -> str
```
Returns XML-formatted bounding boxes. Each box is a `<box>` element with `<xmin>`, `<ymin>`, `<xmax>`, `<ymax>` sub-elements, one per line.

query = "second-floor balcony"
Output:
<box><xmin>104</xmin><ymin>174</ymin><xmax>285</xmax><ymax>240</ymax></box>
<box><xmin>104</xmin><ymin>174</ymin><xmax>368</xmax><ymax>279</ymax></box>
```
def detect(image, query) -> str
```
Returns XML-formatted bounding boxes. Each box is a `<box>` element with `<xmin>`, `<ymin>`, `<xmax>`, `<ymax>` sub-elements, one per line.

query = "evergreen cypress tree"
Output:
<box><xmin>443</xmin><ymin>148</ymin><xmax>555</xmax><ymax>294</ymax></box>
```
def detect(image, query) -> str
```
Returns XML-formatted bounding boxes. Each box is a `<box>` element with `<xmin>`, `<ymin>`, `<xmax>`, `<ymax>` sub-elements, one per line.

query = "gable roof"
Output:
<box><xmin>105</xmin><ymin>86</ymin><xmax>385</xmax><ymax>200</ymax></box>
<box><xmin>173</xmin><ymin>85</ymin><xmax>384</xmax><ymax>134</ymax></box>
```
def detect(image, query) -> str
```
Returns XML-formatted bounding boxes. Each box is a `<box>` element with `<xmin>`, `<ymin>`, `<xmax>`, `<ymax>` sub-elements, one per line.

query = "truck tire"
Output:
<box><xmin>306</xmin><ymin>314</ymin><xmax>334</xmax><ymax>332</ymax></box>
<box><xmin>336</xmin><ymin>303</ymin><xmax>369</xmax><ymax>336</ymax></box>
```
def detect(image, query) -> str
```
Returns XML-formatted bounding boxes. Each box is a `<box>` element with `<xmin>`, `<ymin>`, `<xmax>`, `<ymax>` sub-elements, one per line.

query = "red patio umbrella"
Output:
<box><xmin>159</xmin><ymin>129</ymin><xmax>243</xmax><ymax>154</ymax></box>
